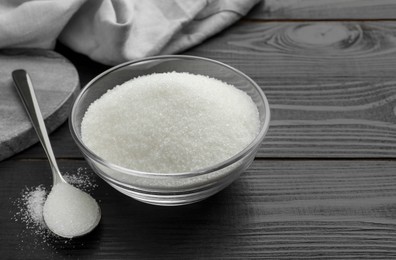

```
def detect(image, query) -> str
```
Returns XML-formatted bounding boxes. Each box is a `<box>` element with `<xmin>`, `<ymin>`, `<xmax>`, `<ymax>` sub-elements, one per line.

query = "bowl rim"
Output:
<box><xmin>69</xmin><ymin>54</ymin><xmax>270</xmax><ymax>178</ymax></box>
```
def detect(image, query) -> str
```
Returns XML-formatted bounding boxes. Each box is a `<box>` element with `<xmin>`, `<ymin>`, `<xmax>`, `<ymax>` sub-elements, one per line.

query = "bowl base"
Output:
<box><xmin>108</xmin><ymin>178</ymin><xmax>236</xmax><ymax>206</ymax></box>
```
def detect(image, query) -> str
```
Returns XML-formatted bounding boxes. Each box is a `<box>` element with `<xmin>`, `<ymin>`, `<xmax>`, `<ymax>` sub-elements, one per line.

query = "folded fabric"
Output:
<box><xmin>0</xmin><ymin>0</ymin><xmax>260</xmax><ymax>65</ymax></box>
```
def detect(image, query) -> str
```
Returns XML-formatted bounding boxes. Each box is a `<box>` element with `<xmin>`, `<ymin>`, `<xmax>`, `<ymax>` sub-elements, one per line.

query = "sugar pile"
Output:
<box><xmin>14</xmin><ymin>185</ymin><xmax>48</xmax><ymax>232</ymax></box>
<box><xmin>81</xmin><ymin>72</ymin><xmax>260</xmax><ymax>173</ymax></box>
<box><xmin>43</xmin><ymin>183</ymin><xmax>100</xmax><ymax>238</ymax></box>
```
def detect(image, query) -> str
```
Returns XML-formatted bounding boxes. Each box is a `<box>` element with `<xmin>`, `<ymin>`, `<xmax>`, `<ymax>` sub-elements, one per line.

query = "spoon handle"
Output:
<box><xmin>12</xmin><ymin>70</ymin><xmax>65</xmax><ymax>185</ymax></box>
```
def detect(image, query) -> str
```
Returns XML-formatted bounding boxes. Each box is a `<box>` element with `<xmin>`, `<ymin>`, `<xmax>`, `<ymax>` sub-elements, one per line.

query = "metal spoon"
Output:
<box><xmin>12</xmin><ymin>69</ymin><xmax>101</xmax><ymax>238</ymax></box>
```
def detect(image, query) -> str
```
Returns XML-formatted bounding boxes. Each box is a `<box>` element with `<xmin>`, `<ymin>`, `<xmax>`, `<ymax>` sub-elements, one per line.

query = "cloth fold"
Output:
<box><xmin>0</xmin><ymin>0</ymin><xmax>260</xmax><ymax>65</ymax></box>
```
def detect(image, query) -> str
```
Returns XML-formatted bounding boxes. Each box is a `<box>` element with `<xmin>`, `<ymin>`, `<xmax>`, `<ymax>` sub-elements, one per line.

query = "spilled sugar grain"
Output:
<box><xmin>12</xmin><ymin>167</ymin><xmax>98</xmax><ymax>249</ymax></box>
<box><xmin>13</xmin><ymin>185</ymin><xmax>54</xmax><ymax>252</ymax></box>
<box><xmin>64</xmin><ymin>167</ymin><xmax>98</xmax><ymax>193</ymax></box>
<box><xmin>13</xmin><ymin>185</ymin><xmax>48</xmax><ymax>234</ymax></box>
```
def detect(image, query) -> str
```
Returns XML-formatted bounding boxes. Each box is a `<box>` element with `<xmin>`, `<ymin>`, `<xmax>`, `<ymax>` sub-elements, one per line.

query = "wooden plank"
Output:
<box><xmin>183</xmin><ymin>21</ymin><xmax>396</xmax><ymax>158</ymax></box>
<box><xmin>249</xmin><ymin>0</ymin><xmax>396</xmax><ymax>20</ymax></box>
<box><xmin>2</xmin><ymin>159</ymin><xmax>396</xmax><ymax>259</ymax></box>
<box><xmin>19</xmin><ymin>22</ymin><xmax>396</xmax><ymax>160</ymax></box>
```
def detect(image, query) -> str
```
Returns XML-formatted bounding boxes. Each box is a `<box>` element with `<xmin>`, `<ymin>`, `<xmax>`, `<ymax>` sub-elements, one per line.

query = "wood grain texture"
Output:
<box><xmin>249</xmin><ymin>0</ymin><xmax>396</xmax><ymax>20</ymax></box>
<box><xmin>183</xmin><ymin>21</ymin><xmax>396</xmax><ymax>158</ymax></box>
<box><xmin>0</xmin><ymin>49</ymin><xmax>79</xmax><ymax>161</ymax></box>
<box><xmin>2</xmin><ymin>159</ymin><xmax>396</xmax><ymax>259</ymax></box>
<box><xmin>22</xmin><ymin>22</ymin><xmax>396</xmax><ymax>160</ymax></box>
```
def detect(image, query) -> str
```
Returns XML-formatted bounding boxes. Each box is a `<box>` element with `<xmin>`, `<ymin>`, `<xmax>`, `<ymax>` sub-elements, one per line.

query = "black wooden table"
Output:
<box><xmin>2</xmin><ymin>1</ymin><xmax>396</xmax><ymax>259</ymax></box>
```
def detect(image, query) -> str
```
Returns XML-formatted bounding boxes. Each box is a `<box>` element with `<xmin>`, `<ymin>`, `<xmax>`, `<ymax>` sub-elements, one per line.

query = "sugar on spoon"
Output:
<box><xmin>12</xmin><ymin>70</ymin><xmax>101</xmax><ymax>239</ymax></box>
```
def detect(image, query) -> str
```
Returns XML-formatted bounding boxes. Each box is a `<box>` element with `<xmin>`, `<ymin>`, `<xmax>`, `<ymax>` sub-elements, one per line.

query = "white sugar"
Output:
<box><xmin>63</xmin><ymin>167</ymin><xmax>98</xmax><ymax>193</ymax></box>
<box><xmin>81</xmin><ymin>72</ymin><xmax>260</xmax><ymax>173</ymax></box>
<box><xmin>43</xmin><ymin>183</ymin><xmax>100</xmax><ymax>238</ymax></box>
<box><xmin>14</xmin><ymin>185</ymin><xmax>47</xmax><ymax>230</ymax></box>
<box><xmin>25</xmin><ymin>186</ymin><xmax>47</xmax><ymax>227</ymax></box>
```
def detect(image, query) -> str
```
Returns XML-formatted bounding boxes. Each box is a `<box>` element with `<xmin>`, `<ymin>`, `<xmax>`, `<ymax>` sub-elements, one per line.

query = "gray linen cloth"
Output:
<box><xmin>0</xmin><ymin>0</ymin><xmax>259</xmax><ymax>65</ymax></box>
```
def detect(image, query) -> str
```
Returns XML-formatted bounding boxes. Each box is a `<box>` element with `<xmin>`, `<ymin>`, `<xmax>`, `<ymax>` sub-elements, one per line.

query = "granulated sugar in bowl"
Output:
<box><xmin>70</xmin><ymin>55</ymin><xmax>270</xmax><ymax>206</ymax></box>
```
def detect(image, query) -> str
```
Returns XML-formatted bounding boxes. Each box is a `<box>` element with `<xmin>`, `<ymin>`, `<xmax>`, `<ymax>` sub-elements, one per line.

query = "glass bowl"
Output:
<box><xmin>69</xmin><ymin>55</ymin><xmax>270</xmax><ymax>206</ymax></box>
